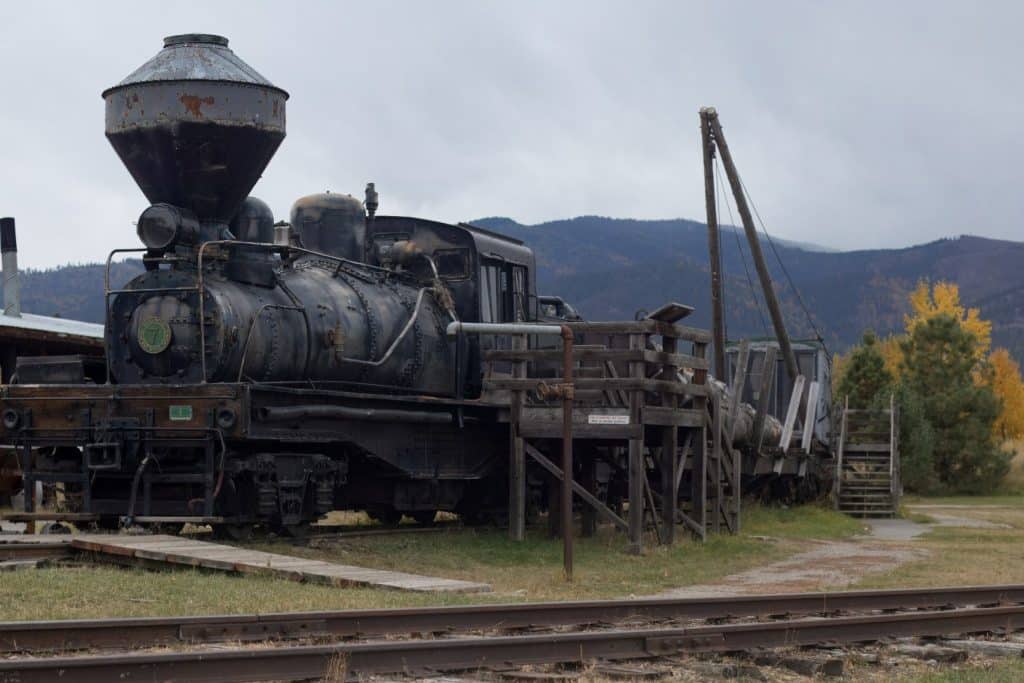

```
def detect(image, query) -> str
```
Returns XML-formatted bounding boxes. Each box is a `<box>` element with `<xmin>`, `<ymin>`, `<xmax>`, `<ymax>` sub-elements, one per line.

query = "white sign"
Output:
<box><xmin>587</xmin><ymin>414</ymin><xmax>630</xmax><ymax>425</ymax></box>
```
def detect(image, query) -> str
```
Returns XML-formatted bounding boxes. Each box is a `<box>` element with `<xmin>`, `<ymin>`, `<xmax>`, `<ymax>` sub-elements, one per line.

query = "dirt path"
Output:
<box><xmin>654</xmin><ymin>519</ymin><xmax>930</xmax><ymax>598</ymax></box>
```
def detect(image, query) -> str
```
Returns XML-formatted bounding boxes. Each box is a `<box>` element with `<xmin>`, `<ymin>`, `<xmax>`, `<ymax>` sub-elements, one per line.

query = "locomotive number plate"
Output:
<box><xmin>138</xmin><ymin>317</ymin><xmax>172</xmax><ymax>354</ymax></box>
<box><xmin>169</xmin><ymin>405</ymin><xmax>194</xmax><ymax>421</ymax></box>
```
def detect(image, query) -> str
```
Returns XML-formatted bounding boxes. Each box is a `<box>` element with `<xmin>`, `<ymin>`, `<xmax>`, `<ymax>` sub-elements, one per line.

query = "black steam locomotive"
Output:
<box><xmin>0</xmin><ymin>34</ymin><xmax>539</xmax><ymax>536</ymax></box>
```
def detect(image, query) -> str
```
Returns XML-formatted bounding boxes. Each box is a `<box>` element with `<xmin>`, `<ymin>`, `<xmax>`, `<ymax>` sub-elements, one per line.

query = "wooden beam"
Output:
<box><xmin>752</xmin><ymin>346</ymin><xmax>778</xmax><ymax>452</ymax></box>
<box><xmin>509</xmin><ymin>334</ymin><xmax>526</xmax><ymax>541</ymax></box>
<box><xmin>627</xmin><ymin>333</ymin><xmax>645</xmax><ymax>554</ymax></box>
<box><xmin>778</xmin><ymin>375</ymin><xmax>806</xmax><ymax>450</ymax></box>
<box><xmin>802</xmin><ymin>381</ymin><xmax>820</xmax><ymax>453</ymax></box>
<box><xmin>523</xmin><ymin>443</ymin><xmax>629</xmax><ymax>532</ymax></box>
<box><xmin>727</xmin><ymin>339</ymin><xmax>751</xmax><ymax>443</ymax></box>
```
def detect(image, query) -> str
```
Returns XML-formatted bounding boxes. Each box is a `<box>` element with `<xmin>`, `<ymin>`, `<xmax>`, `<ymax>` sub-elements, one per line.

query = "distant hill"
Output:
<box><xmin>6</xmin><ymin>217</ymin><xmax>1024</xmax><ymax>362</ymax></box>
<box><xmin>472</xmin><ymin>216</ymin><xmax>1024</xmax><ymax>361</ymax></box>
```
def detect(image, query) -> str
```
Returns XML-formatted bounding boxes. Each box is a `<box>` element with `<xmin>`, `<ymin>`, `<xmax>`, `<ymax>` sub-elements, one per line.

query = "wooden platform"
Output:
<box><xmin>6</xmin><ymin>533</ymin><xmax>491</xmax><ymax>593</ymax></box>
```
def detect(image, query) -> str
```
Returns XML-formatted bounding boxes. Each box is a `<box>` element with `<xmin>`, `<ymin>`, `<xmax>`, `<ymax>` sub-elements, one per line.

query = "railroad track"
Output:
<box><xmin>3</xmin><ymin>584</ymin><xmax>1024</xmax><ymax>681</ymax></box>
<box><xmin>0</xmin><ymin>542</ymin><xmax>71</xmax><ymax>562</ymax></box>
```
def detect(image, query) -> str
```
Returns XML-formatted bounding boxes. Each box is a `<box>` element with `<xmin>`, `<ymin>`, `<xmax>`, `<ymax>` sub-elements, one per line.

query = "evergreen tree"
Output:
<box><xmin>837</xmin><ymin>330</ymin><xmax>893</xmax><ymax>408</ymax></box>
<box><xmin>887</xmin><ymin>383</ymin><xmax>937</xmax><ymax>493</ymax></box>
<box><xmin>900</xmin><ymin>314</ymin><xmax>1009</xmax><ymax>492</ymax></box>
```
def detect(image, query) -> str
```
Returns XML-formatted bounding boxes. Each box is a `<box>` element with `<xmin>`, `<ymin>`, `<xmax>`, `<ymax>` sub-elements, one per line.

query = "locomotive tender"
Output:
<box><xmin>0</xmin><ymin>34</ymin><xmax>538</xmax><ymax>535</ymax></box>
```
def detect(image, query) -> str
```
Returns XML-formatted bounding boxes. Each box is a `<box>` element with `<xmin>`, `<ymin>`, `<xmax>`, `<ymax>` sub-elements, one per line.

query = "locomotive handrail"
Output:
<box><xmin>197</xmin><ymin>239</ymin><xmax>415</xmax><ymax>382</ymax></box>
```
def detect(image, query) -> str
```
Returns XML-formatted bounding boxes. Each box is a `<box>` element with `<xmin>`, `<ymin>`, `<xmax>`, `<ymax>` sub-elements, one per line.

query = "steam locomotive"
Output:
<box><xmin>0</xmin><ymin>34</ymin><xmax>539</xmax><ymax>536</ymax></box>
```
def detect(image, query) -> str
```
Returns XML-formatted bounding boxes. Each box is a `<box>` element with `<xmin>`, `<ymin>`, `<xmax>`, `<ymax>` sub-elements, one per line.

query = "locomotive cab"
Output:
<box><xmin>366</xmin><ymin>216</ymin><xmax>537</xmax><ymax>397</ymax></box>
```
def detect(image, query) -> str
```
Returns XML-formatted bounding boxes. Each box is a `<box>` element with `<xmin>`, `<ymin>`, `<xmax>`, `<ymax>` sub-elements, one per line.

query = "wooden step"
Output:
<box><xmin>844</xmin><ymin>443</ymin><xmax>891</xmax><ymax>453</ymax></box>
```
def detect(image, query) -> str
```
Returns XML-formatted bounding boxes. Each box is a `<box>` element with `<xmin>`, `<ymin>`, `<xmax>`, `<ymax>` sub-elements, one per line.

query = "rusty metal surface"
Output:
<box><xmin>108</xmin><ymin>34</ymin><xmax>284</xmax><ymax>92</ymax></box>
<box><xmin>2</xmin><ymin>583</ymin><xmax>1024</xmax><ymax>655</ymax></box>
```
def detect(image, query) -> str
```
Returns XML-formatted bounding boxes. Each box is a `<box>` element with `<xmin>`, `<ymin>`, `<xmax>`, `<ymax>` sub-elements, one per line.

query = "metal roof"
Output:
<box><xmin>104</xmin><ymin>34</ymin><xmax>287</xmax><ymax>97</ymax></box>
<box><xmin>0</xmin><ymin>312</ymin><xmax>103</xmax><ymax>344</ymax></box>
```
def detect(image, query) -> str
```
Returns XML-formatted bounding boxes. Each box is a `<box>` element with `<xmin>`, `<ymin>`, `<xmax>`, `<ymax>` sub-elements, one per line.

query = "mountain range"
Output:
<box><xmin>7</xmin><ymin>217</ymin><xmax>1024</xmax><ymax>361</ymax></box>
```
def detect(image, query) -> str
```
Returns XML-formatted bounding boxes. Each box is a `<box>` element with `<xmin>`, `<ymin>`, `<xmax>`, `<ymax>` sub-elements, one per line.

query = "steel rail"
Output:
<box><xmin>2</xmin><ymin>584</ymin><xmax>1024</xmax><ymax>654</ymax></box>
<box><xmin>0</xmin><ymin>542</ymin><xmax>71</xmax><ymax>562</ymax></box>
<box><xmin>3</xmin><ymin>604</ymin><xmax>1024</xmax><ymax>682</ymax></box>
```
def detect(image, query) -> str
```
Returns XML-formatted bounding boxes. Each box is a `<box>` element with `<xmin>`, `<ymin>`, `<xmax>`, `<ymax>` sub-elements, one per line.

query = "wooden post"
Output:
<box><xmin>712</xmin><ymin>390</ymin><xmax>723</xmax><ymax>534</ymax></box>
<box><xmin>627</xmin><ymin>333</ymin><xmax>644</xmax><ymax>554</ymax></box>
<box><xmin>581</xmin><ymin>454</ymin><xmax>597</xmax><ymax>537</ymax></box>
<box><xmin>560</xmin><ymin>326</ymin><xmax>574</xmax><ymax>581</ymax></box>
<box><xmin>705</xmin><ymin>109</ymin><xmax>800</xmax><ymax>388</ymax></box>
<box><xmin>548</xmin><ymin>474</ymin><xmax>562</xmax><ymax>538</ymax></box>
<box><xmin>660</xmin><ymin>335</ymin><xmax>679</xmax><ymax>545</ymax></box>
<box><xmin>700</xmin><ymin>108</ymin><xmax>727</xmax><ymax>380</ymax></box>
<box><xmin>752</xmin><ymin>347</ymin><xmax>778</xmax><ymax>452</ymax></box>
<box><xmin>509</xmin><ymin>334</ymin><xmax>526</xmax><ymax>541</ymax></box>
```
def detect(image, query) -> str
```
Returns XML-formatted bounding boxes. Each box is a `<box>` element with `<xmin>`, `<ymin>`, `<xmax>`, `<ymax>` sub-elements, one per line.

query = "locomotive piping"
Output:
<box><xmin>259</xmin><ymin>405</ymin><xmax>453</xmax><ymax>424</ymax></box>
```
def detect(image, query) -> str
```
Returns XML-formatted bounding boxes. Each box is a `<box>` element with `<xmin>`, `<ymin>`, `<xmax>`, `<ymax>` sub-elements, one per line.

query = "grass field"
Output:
<box><xmin>0</xmin><ymin>503</ymin><xmax>861</xmax><ymax>620</ymax></box>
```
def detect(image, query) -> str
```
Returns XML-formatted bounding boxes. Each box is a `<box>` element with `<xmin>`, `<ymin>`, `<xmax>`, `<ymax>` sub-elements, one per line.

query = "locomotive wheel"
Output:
<box><xmin>93</xmin><ymin>517</ymin><xmax>122</xmax><ymax>532</ymax></box>
<box><xmin>213</xmin><ymin>524</ymin><xmax>255</xmax><ymax>542</ymax></box>
<box><xmin>411</xmin><ymin>510</ymin><xmax>436</xmax><ymax>525</ymax></box>
<box><xmin>272</xmin><ymin>522</ymin><xmax>310</xmax><ymax>539</ymax></box>
<box><xmin>367</xmin><ymin>507</ymin><xmax>402</xmax><ymax>526</ymax></box>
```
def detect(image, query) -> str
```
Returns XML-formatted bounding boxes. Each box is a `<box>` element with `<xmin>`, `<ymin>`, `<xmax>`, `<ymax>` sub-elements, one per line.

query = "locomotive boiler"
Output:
<box><xmin>0</xmin><ymin>34</ymin><xmax>535</xmax><ymax>535</ymax></box>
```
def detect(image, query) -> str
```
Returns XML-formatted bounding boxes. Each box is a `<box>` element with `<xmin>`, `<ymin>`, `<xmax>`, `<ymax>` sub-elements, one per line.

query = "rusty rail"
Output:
<box><xmin>3</xmin><ymin>583</ymin><xmax>1024</xmax><ymax>655</ymax></box>
<box><xmin>4</xmin><ymin>603</ymin><xmax>1024</xmax><ymax>682</ymax></box>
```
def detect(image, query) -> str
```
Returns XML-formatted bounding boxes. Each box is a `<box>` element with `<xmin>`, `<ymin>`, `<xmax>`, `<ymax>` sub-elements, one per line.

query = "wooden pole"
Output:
<box><xmin>704</xmin><ymin>109</ymin><xmax>799</xmax><ymax>385</ymax></box>
<box><xmin>560</xmin><ymin>326</ymin><xmax>574</xmax><ymax>580</ymax></box>
<box><xmin>509</xmin><ymin>334</ymin><xmax>526</xmax><ymax>541</ymax></box>
<box><xmin>700</xmin><ymin>108</ymin><xmax>727</xmax><ymax>380</ymax></box>
<box><xmin>627</xmin><ymin>333</ymin><xmax>644</xmax><ymax>555</ymax></box>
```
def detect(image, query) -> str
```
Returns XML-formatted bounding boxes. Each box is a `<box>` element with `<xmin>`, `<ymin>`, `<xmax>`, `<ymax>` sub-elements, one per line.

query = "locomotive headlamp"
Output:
<box><xmin>2</xmin><ymin>408</ymin><xmax>21</xmax><ymax>430</ymax></box>
<box><xmin>137</xmin><ymin>203</ymin><xmax>200</xmax><ymax>251</ymax></box>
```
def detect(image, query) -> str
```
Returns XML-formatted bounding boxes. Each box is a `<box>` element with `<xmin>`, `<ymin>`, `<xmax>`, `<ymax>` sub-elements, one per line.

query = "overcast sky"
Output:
<box><xmin>1</xmin><ymin>1</ymin><xmax>1021</xmax><ymax>268</ymax></box>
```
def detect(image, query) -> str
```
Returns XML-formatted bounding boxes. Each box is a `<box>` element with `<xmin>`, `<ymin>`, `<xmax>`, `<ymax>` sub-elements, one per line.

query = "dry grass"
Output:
<box><xmin>0</xmin><ymin>503</ymin><xmax>861</xmax><ymax>619</ymax></box>
<box><xmin>859</xmin><ymin>495</ymin><xmax>1024</xmax><ymax>589</ymax></box>
<box><xmin>1000</xmin><ymin>439</ymin><xmax>1024</xmax><ymax>492</ymax></box>
<box><xmin>897</xmin><ymin>659</ymin><xmax>1024</xmax><ymax>682</ymax></box>
<box><xmin>249</xmin><ymin>504</ymin><xmax>863</xmax><ymax>602</ymax></box>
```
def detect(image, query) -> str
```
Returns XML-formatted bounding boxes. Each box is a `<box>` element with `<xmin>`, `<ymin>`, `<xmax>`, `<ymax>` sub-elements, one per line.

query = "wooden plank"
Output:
<box><xmin>778</xmin><ymin>375</ymin><xmax>806</xmax><ymax>450</ymax></box>
<box><xmin>564</xmin><ymin>320</ymin><xmax>712</xmax><ymax>343</ymax></box>
<box><xmin>752</xmin><ymin>347</ymin><xmax>778</xmax><ymax>452</ymax></box>
<box><xmin>643</xmin><ymin>406</ymin><xmax>704</xmax><ymax>427</ymax></box>
<box><xmin>523</xmin><ymin>443</ymin><xmax>629</xmax><ymax>532</ymax></box>
<box><xmin>519</xmin><ymin>423</ymin><xmax>642</xmax><ymax>440</ymax></box>
<box><xmin>485</xmin><ymin>377</ymin><xmax>708</xmax><ymax>396</ymax></box>
<box><xmin>727</xmin><ymin>339</ymin><xmax>751</xmax><ymax>443</ymax></box>
<box><xmin>70</xmin><ymin>534</ymin><xmax>491</xmax><ymax>593</ymax></box>
<box><xmin>802</xmin><ymin>381</ymin><xmax>820</xmax><ymax>453</ymax></box>
<box><xmin>1</xmin><ymin>512</ymin><xmax>99</xmax><ymax>522</ymax></box>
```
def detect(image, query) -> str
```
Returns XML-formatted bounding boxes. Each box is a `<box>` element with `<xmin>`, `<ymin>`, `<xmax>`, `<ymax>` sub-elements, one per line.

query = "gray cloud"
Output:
<box><xmin>1</xmin><ymin>1</ymin><xmax>1021</xmax><ymax>268</ymax></box>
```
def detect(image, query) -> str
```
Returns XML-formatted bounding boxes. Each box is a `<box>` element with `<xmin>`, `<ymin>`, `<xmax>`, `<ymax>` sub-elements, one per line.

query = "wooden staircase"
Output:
<box><xmin>835</xmin><ymin>396</ymin><xmax>900</xmax><ymax>518</ymax></box>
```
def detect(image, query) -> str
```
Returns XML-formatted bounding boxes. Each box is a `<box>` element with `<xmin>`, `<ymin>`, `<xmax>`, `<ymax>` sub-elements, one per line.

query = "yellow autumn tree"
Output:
<box><xmin>989</xmin><ymin>348</ymin><xmax>1024</xmax><ymax>440</ymax></box>
<box><xmin>906</xmin><ymin>280</ymin><xmax>991</xmax><ymax>360</ymax></box>
<box><xmin>878</xmin><ymin>334</ymin><xmax>904</xmax><ymax>380</ymax></box>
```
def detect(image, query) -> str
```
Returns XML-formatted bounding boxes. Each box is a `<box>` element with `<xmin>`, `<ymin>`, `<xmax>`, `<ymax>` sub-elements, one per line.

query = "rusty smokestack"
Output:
<box><xmin>0</xmin><ymin>218</ymin><xmax>20</xmax><ymax>318</ymax></box>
